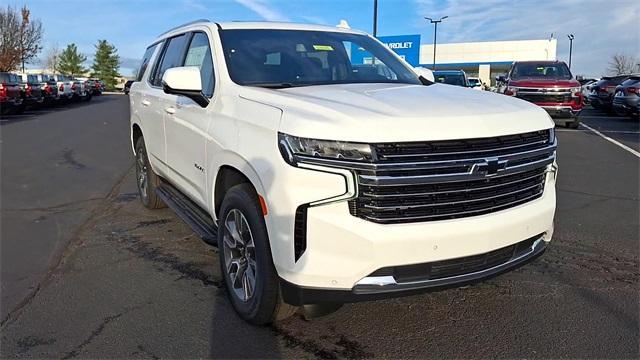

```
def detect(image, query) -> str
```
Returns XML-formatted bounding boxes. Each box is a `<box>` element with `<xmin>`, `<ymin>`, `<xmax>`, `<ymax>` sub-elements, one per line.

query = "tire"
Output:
<box><xmin>134</xmin><ymin>136</ymin><xmax>165</xmax><ymax>209</ymax></box>
<box><xmin>217</xmin><ymin>183</ymin><xmax>296</xmax><ymax>325</ymax></box>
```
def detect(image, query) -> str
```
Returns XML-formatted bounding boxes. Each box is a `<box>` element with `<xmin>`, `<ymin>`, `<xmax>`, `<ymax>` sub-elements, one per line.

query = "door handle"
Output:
<box><xmin>165</xmin><ymin>106</ymin><xmax>176</xmax><ymax>114</ymax></box>
<box><xmin>141</xmin><ymin>99</ymin><xmax>150</xmax><ymax>106</ymax></box>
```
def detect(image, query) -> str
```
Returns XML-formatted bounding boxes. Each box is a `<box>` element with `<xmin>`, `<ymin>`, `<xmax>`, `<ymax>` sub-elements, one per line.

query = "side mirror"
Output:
<box><xmin>414</xmin><ymin>67</ymin><xmax>435</xmax><ymax>84</ymax></box>
<box><xmin>162</xmin><ymin>66</ymin><xmax>209</xmax><ymax>107</ymax></box>
<box><xmin>496</xmin><ymin>75</ymin><xmax>506</xmax><ymax>83</ymax></box>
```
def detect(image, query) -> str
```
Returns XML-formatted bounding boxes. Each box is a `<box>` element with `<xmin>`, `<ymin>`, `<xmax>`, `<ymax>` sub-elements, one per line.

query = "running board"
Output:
<box><xmin>156</xmin><ymin>182</ymin><xmax>218</xmax><ymax>246</ymax></box>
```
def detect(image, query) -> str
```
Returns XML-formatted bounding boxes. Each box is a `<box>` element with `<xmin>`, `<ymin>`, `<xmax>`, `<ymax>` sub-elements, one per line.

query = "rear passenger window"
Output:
<box><xmin>183</xmin><ymin>32</ymin><xmax>215</xmax><ymax>97</ymax></box>
<box><xmin>151</xmin><ymin>34</ymin><xmax>188</xmax><ymax>87</ymax></box>
<box><xmin>137</xmin><ymin>43</ymin><xmax>158</xmax><ymax>82</ymax></box>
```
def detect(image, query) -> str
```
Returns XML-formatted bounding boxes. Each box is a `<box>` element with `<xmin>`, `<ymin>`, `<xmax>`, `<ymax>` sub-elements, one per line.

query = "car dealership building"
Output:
<box><xmin>374</xmin><ymin>35</ymin><xmax>558</xmax><ymax>86</ymax></box>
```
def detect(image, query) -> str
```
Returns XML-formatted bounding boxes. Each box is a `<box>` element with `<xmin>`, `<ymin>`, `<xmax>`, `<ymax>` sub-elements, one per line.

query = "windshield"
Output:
<box><xmin>511</xmin><ymin>62</ymin><xmax>572</xmax><ymax>80</ymax></box>
<box><xmin>219</xmin><ymin>29</ymin><xmax>421</xmax><ymax>87</ymax></box>
<box><xmin>434</xmin><ymin>73</ymin><xmax>467</xmax><ymax>86</ymax></box>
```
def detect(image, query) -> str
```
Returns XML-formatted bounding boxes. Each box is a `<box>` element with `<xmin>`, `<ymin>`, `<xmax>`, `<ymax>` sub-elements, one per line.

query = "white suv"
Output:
<box><xmin>130</xmin><ymin>20</ymin><xmax>557</xmax><ymax>324</ymax></box>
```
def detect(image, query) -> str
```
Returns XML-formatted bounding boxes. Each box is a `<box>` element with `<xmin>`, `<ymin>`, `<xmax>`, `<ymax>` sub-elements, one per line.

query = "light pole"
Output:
<box><xmin>425</xmin><ymin>16</ymin><xmax>448</xmax><ymax>70</ymax></box>
<box><xmin>373</xmin><ymin>0</ymin><xmax>378</xmax><ymax>37</ymax></box>
<box><xmin>567</xmin><ymin>34</ymin><xmax>574</xmax><ymax>69</ymax></box>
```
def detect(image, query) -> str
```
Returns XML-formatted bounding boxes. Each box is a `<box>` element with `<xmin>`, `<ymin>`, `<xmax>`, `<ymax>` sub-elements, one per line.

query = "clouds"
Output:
<box><xmin>413</xmin><ymin>0</ymin><xmax>640</xmax><ymax>77</ymax></box>
<box><xmin>234</xmin><ymin>0</ymin><xmax>290</xmax><ymax>21</ymax></box>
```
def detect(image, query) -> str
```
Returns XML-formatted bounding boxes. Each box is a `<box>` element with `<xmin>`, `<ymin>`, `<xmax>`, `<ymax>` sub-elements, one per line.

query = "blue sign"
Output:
<box><xmin>350</xmin><ymin>34</ymin><xmax>421</xmax><ymax>66</ymax></box>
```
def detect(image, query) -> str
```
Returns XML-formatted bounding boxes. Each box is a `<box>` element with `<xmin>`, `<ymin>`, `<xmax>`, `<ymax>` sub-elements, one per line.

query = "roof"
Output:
<box><xmin>157</xmin><ymin>19</ymin><xmax>366</xmax><ymax>39</ymax></box>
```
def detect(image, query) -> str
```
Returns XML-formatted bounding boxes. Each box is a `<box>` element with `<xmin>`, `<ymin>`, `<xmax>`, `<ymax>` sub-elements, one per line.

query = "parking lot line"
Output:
<box><xmin>581</xmin><ymin>123</ymin><xmax>640</xmax><ymax>158</ymax></box>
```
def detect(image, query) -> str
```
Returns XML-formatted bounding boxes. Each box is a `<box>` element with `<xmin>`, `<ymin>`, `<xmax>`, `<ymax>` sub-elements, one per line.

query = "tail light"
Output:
<box><xmin>59</xmin><ymin>84</ymin><xmax>64</xmax><ymax>91</ymax></box>
<box><xmin>0</xmin><ymin>83</ymin><xmax>6</xmax><ymax>98</ymax></box>
<box><xmin>627</xmin><ymin>87</ymin><xmax>638</xmax><ymax>95</ymax></box>
<box><xmin>26</xmin><ymin>84</ymin><xmax>32</xmax><ymax>96</ymax></box>
<box><xmin>71</xmin><ymin>83</ymin><xmax>77</xmax><ymax>91</ymax></box>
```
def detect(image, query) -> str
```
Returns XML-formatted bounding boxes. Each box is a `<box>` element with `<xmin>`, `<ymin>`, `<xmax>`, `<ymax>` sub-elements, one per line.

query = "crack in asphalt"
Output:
<box><xmin>274</xmin><ymin>325</ymin><xmax>374</xmax><ymax>359</ymax></box>
<box><xmin>61</xmin><ymin>313</ymin><xmax>123</xmax><ymax>359</ymax></box>
<box><xmin>2</xmin><ymin>197</ymin><xmax>103</xmax><ymax>213</ymax></box>
<box><xmin>109</xmin><ymin>232</ymin><xmax>222</xmax><ymax>288</ymax></box>
<box><xmin>0</xmin><ymin>163</ymin><xmax>135</xmax><ymax>329</ymax></box>
<box><xmin>60</xmin><ymin>148</ymin><xmax>87</xmax><ymax>170</ymax></box>
<box><xmin>16</xmin><ymin>335</ymin><xmax>57</xmax><ymax>355</ymax></box>
<box><xmin>557</xmin><ymin>187</ymin><xmax>639</xmax><ymax>201</ymax></box>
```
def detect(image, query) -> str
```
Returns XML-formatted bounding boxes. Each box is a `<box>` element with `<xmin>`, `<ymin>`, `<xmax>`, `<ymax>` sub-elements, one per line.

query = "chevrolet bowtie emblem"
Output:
<box><xmin>472</xmin><ymin>157</ymin><xmax>509</xmax><ymax>176</ymax></box>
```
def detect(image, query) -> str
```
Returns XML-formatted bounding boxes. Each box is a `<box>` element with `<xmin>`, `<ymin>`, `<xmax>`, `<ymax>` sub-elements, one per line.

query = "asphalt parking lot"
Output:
<box><xmin>1</xmin><ymin>96</ymin><xmax>638</xmax><ymax>359</ymax></box>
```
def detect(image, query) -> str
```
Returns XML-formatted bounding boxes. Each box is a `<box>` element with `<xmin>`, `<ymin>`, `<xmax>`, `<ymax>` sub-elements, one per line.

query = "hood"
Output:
<box><xmin>509</xmin><ymin>78</ymin><xmax>580</xmax><ymax>88</ymax></box>
<box><xmin>238</xmin><ymin>83</ymin><xmax>553</xmax><ymax>142</ymax></box>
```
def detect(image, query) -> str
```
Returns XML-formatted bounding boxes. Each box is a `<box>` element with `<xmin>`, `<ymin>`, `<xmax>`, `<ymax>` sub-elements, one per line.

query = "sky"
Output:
<box><xmin>3</xmin><ymin>0</ymin><xmax>639</xmax><ymax>78</ymax></box>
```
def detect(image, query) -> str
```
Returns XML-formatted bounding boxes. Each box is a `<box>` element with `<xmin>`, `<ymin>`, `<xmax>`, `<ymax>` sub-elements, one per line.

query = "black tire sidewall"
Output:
<box><xmin>135</xmin><ymin>137</ymin><xmax>152</xmax><ymax>207</ymax></box>
<box><xmin>217</xmin><ymin>184</ymin><xmax>279</xmax><ymax>324</ymax></box>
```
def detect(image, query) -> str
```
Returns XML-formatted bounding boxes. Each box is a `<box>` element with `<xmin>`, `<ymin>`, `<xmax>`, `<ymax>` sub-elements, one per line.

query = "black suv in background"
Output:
<box><xmin>0</xmin><ymin>72</ymin><xmax>24</xmax><ymax>114</ymax></box>
<box><xmin>612</xmin><ymin>75</ymin><xmax>640</xmax><ymax>119</ymax></box>
<box><xmin>588</xmin><ymin>75</ymin><xmax>631</xmax><ymax>112</ymax></box>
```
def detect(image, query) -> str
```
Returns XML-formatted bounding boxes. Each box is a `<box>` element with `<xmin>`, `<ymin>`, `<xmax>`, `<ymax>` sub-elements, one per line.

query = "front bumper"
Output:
<box><xmin>540</xmin><ymin>105</ymin><xmax>581</xmax><ymax>118</ymax></box>
<box><xmin>281</xmin><ymin>233</ymin><xmax>547</xmax><ymax>305</ymax></box>
<box><xmin>277</xmin><ymin>166</ymin><xmax>556</xmax><ymax>298</ymax></box>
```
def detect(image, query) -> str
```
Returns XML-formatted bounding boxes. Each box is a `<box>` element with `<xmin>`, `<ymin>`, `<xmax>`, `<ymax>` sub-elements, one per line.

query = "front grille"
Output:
<box><xmin>368</xmin><ymin>234</ymin><xmax>540</xmax><ymax>282</ymax></box>
<box><xmin>348</xmin><ymin>130</ymin><xmax>555</xmax><ymax>224</ymax></box>
<box><xmin>517</xmin><ymin>93</ymin><xmax>571</xmax><ymax>103</ymax></box>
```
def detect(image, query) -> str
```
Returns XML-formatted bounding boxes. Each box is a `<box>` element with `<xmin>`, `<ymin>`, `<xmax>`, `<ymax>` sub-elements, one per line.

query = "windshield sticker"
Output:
<box><xmin>313</xmin><ymin>45</ymin><xmax>334</xmax><ymax>51</ymax></box>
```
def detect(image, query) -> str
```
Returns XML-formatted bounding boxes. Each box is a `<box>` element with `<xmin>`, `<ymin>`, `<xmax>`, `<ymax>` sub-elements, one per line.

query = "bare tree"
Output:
<box><xmin>0</xmin><ymin>5</ymin><xmax>42</xmax><ymax>72</ymax></box>
<box><xmin>41</xmin><ymin>43</ymin><xmax>61</xmax><ymax>73</ymax></box>
<box><xmin>19</xmin><ymin>6</ymin><xmax>43</xmax><ymax>72</ymax></box>
<box><xmin>607</xmin><ymin>54</ymin><xmax>638</xmax><ymax>75</ymax></box>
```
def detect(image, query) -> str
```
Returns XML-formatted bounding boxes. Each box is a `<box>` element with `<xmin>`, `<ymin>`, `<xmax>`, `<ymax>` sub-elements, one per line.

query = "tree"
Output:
<box><xmin>91</xmin><ymin>40</ymin><xmax>120</xmax><ymax>90</ymax></box>
<box><xmin>41</xmin><ymin>43</ymin><xmax>60</xmax><ymax>73</ymax></box>
<box><xmin>19</xmin><ymin>6</ymin><xmax>43</xmax><ymax>72</ymax></box>
<box><xmin>0</xmin><ymin>5</ymin><xmax>43</xmax><ymax>72</ymax></box>
<box><xmin>57</xmin><ymin>43</ymin><xmax>87</xmax><ymax>77</ymax></box>
<box><xmin>607</xmin><ymin>54</ymin><xmax>638</xmax><ymax>75</ymax></box>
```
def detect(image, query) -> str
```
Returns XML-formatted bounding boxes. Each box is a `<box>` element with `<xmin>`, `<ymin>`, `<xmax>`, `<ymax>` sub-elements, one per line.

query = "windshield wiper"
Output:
<box><xmin>245</xmin><ymin>82</ymin><xmax>295</xmax><ymax>89</ymax></box>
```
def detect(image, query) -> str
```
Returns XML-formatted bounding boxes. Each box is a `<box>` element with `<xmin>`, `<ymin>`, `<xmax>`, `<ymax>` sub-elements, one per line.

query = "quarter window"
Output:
<box><xmin>183</xmin><ymin>32</ymin><xmax>215</xmax><ymax>97</ymax></box>
<box><xmin>137</xmin><ymin>43</ymin><xmax>158</xmax><ymax>82</ymax></box>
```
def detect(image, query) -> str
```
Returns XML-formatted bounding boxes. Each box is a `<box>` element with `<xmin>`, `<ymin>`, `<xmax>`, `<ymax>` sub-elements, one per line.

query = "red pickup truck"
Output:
<box><xmin>497</xmin><ymin>61</ymin><xmax>582</xmax><ymax>128</ymax></box>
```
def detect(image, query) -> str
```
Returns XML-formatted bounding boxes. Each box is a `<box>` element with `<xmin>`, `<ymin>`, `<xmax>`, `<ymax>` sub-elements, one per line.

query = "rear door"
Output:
<box><xmin>164</xmin><ymin>31</ymin><xmax>216</xmax><ymax>207</ymax></box>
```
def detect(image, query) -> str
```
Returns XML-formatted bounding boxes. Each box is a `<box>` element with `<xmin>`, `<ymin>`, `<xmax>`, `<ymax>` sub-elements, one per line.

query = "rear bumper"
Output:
<box><xmin>613</xmin><ymin>97</ymin><xmax>639</xmax><ymax>114</ymax></box>
<box><xmin>281</xmin><ymin>234</ymin><xmax>547</xmax><ymax>305</ymax></box>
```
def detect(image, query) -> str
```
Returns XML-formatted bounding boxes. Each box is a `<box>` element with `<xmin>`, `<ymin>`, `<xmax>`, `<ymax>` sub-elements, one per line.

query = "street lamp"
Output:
<box><xmin>567</xmin><ymin>34</ymin><xmax>574</xmax><ymax>69</ymax></box>
<box><xmin>373</xmin><ymin>0</ymin><xmax>378</xmax><ymax>37</ymax></box>
<box><xmin>425</xmin><ymin>16</ymin><xmax>448</xmax><ymax>70</ymax></box>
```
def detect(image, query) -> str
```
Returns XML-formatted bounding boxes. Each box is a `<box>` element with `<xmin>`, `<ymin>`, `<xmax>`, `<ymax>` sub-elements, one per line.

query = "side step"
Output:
<box><xmin>156</xmin><ymin>182</ymin><xmax>218</xmax><ymax>246</ymax></box>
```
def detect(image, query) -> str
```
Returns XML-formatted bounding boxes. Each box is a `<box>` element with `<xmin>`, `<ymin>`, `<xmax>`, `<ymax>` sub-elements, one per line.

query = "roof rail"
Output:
<box><xmin>158</xmin><ymin>19</ymin><xmax>211</xmax><ymax>36</ymax></box>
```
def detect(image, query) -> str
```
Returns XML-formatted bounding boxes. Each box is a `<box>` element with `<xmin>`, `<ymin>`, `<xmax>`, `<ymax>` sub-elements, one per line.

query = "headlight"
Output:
<box><xmin>505</xmin><ymin>86</ymin><xmax>517</xmax><ymax>96</ymax></box>
<box><xmin>570</xmin><ymin>87</ymin><xmax>581</xmax><ymax>97</ymax></box>
<box><xmin>278</xmin><ymin>133</ymin><xmax>373</xmax><ymax>165</ymax></box>
<box><xmin>549</xmin><ymin>127</ymin><xmax>556</xmax><ymax>144</ymax></box>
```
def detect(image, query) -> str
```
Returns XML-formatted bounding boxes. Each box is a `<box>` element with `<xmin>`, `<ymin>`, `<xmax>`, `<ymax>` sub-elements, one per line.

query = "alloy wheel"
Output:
<box><xmin>222</xmin><ymin>209</ymin><xmax>257</xmax><ymax>302</ymax></box>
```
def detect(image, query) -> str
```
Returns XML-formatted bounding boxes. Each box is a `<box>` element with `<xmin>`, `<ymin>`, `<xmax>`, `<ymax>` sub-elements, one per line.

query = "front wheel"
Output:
<box><xmin>218</xmin><ymin>184</ymin><xmax>296</xmax><ymax>325</ymax></box>
<box><xmin>135</xmin><ymin>136</ymin><xmax>165</xmax><ymax>209</ymax></box>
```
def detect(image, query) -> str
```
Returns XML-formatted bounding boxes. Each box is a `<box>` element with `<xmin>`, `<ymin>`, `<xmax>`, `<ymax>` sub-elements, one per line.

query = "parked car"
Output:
<box><xmin>71</xmin><ymin>78</ymin><xmax>92</xmax><ymax>102</ymax></box>
<box><xmin>88</xmin><ymin>79</ymin><xmax>105</xmax><ymax>95</ymax></box>
<box><xmin>52</xmin><ymin>74</ymin><xmax>75</xmax><ymax>102</ymax></box>
<box><xmin>579</xmin><ymin>78</ymin><xmax>598</xmax><ymax>104</ymax></box>
<box><xmin>433</xmin><ymin>70</ymin><xmax>470</xmax><ymax>87</ymax></box>
<box><xmin>0</xmin><ymin>72</ymin><xmax>24</xmax><ymax>114</ymax></box>
<box><xmin>588</xmin><ymin>75</ymin><xmax>630</xmax><ymax>112</ymax></box>
<box><xmin>123</xmin><ymin>80</ymin><xmax>134</xmax><ymax>94</ymax></box>
<box><xmin>16</xmin><ymin>73</ymin><xmax>44</xmax><ymax>110</ymax></box>
<box><xmin>496</xmin><ymin>60</ymin><xmax>582</xmax><ymax>128</ymax></box>
<box><xmin>612</xmin><ymin>75</ymin><xmax>640</xmax><ymax>118</ymax></box>
<box><xmin>130</xmin><ymin>21</ymin><xmax>557</xmax><ymax>324</ymax></box>
<box><xmin>29</xmin><ymin>74</ymin><xmax>60</xmax><ymax>106</ymax></box>
<box><xmin>467</xmin><ymin>77</ymin><xmax>483</xmax><ymax>90</ymax></box>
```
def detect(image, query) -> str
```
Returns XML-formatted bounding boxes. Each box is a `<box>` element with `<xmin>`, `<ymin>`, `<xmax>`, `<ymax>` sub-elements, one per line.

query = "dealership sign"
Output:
<box><xmin>351</xmin><ymin>34</ymin><xmax>421</xmax><ymax>66</ymax></box>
